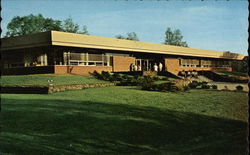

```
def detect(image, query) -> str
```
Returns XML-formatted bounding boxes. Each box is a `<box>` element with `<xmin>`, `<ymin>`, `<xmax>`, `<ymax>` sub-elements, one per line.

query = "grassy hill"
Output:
<box><xmin>1</xmin><ymin>86</ymin><xmax>248</xmax><ymax>154</ymax></box>
<box><xmin>1</xmin><ymin>74</ymin><xmax>109</xmax><ymax>86</ymax></box>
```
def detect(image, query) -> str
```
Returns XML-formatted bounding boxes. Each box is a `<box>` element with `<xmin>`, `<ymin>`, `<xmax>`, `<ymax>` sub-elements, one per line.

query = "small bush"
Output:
<box><xmin>162</xmin><ymin>77</ymin><xmax>169</xmax><ymax>81</ymax></box>
<box><xmin>211</xmin><ymin>85</ymin><xmax>218</xmax><ymax>89</ymax></box>
<box><xmin>118</xmin><ymin>79</ymin><xmax>128</xmax><ymax>86</ymax></box>
<box><xmin>153</xmin><ymin>76</ymin><xmax>160</xmax><ymax>81</ymax></box>
<box><xmin>236</xmin><ymin>85</ymin><xmax>243</xmax><ymax>91</ymax></box>
<box><xmin>141</xmin><ymin>82</ymin><xmax>157</xmax><ymax>91</ymax></box>
<box><xmin>173</xmin><ymin>79</ymin><xmax>191</xmax><ymax>91</ymax></box>
<box><xmin>113</xmin><ymin>73</ymin><xmax>123</xmax><ymax>81</ymax></box>
<box><xmin>143</xmin><ymin>76</ymin><xmax>154</xmax><ymax>83</ymax></box>
<box><xmin>201</xmin><ymin>84</ymin><xmax>210</xmax><ymax>89</ymax></box>
<box><xmin>188</xmin><ymin>81</ymin><xmax>199</xmax><ymax>89</ymax></box>
<box><xmin>134</xmin><ymin>75</ymin><xmax>140</xmax><ymax>80</ymax></box>
<box><xmin>122</xmin><ymin>74</ymin><xmax>129</xmax><ymax>80</ymax></box>
<box><xmin>141</xmin><ymin>82</ymin><xmax>178</xmax><ymax>92</ymax></box>
<box><xmin>92</xmin><ymin>71</ymin><xmax>103</xmax><ymax>80</ymax></box>
<box><xmin>100</xmin><ymin>71</ymin><xmax>111</xmax><ymax>81</ymax></box>
<box><xmin>201</xmin><ymin>81</ymin><xmax>208</xmax><ymax>85</ymax></box>
<box><xmin>141</xmin><ymin>80</ymin><xmax>190</xmax><ymax>92</ymax></box>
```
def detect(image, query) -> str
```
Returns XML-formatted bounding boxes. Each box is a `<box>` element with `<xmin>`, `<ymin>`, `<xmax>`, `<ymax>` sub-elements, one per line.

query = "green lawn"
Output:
<box><xmin>0</xmin><ymin>87</ymin><xmax>248</xmax><ymax>154</ymax></box>
<box><xmin>0</xmin><ymin>74</ymin><xmax>109</xmax><ymax>86</ymax></box>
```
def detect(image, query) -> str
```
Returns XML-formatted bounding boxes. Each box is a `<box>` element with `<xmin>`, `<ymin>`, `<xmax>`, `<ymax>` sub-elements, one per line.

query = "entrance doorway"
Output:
<box><xmin>136</xmin><ymin>59</ymin><xmax>154</xmax><ymax>71</ymax></box>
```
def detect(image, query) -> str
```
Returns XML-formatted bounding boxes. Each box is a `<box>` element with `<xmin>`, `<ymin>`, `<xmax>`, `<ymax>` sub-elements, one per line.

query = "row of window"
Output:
<box><xmin>180</xmin><ymin>59</ymin><xmax>231</xmax><ymax>68</ymax></box>
<box><xmin>64</xmin><ymin>52</ymin><xmax>111</xmax><ymax>66</ymax></box>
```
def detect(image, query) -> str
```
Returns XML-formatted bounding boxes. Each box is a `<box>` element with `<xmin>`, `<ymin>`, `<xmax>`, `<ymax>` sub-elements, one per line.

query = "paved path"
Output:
<box><xmin>208</xmin><ymin>82</ymin><xmax>249</xmax><ymax>91</ymax></box>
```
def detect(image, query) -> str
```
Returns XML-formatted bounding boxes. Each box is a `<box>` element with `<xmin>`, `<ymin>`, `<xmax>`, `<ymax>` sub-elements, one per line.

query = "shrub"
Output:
<box><xmin>201</xmin><ymin>84</ymin><xmax>210</xmax><ymax>89</ymax></box>
<box><xmin>236</xmin><ymin>85</ymin><xmax>243</xmax><ymax>91</ymax></box>
<box><xmin>143</xmin><ymin>76</ymin><xmax>154</xmax><ymax>83</ymax></box>
<box><xmin>188</xmin><ymin>80</ymin><xmax>199</xmax><ymax>89</ymax></box>
<box><xmin>113</xmin><ymin>73</ymin><xmax>123</xmax><ymax>81</ymax></box>
<box><xmin>92</xmin><ymin>70</ymin><xmax>104</xmax><ymax>80</ymax></box>
<box><xmin>118</xmin><ymin>79</ymin><xmax>127</xmax><ymax>86</ymax></box>
<box><xmin>117</xmin><ymin>76</ymin><xmax>142</xmax><ymax>86</ymax></box>
<box><xmin>173</xmin><ymin>79</ymin><xmax>191</xmax><ymax>91</ymax></box>
<box><xmin>211</xmin><ymin>85</ymin><xmax>218</xmax><ymax>89</ymax></box>
<box><xmin>153</xmin><ymin>76</ymin><xmax>160</xmax><ymax>81</ymax></box>
<box><xmin>201</xmin><ymin>81</ymin><xmax>208</xmax><ymax>85</ymax></box>
<box><xmin>101</xmin><ymin>71</ymin><xmax>111</xmax><ymax>80</ymax></box>
<box><xmin>141</xmin><ymin>80</ymin><xmax>190</xmax><ymax>92</ymax></box>
<box><xmin>141</xmin><ymin>82</ymin><xmax>158</xmax><ymax>91</ymax></box>
<box><xmin>134</xmin><ymin>75</ymin><xmax>140</xmax><ymax>80</ymax></box>
<box><xmin>122</xmin><ymin>74</ymin><xmax>129</xmax><ymax>80</ymax></box>
<box><xmin>162</xmin><ymin>77</ymin><xmax>169</xmax><ymax>81</ymax></box>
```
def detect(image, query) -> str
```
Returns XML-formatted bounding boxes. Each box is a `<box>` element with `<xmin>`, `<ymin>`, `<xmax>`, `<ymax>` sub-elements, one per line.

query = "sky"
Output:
<box><xmin>1</xmin><ymin>0</ymin><xmax>249</xmax><ymax>55</ymax></box>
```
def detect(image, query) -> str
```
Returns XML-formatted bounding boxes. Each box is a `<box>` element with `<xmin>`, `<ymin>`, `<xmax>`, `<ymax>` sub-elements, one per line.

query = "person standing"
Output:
<box><xmin>137</xmin><ymin>64</ymin><xmax>141</xmax><ymax>71</ymax></box>
<box><xmin>153</xmin><ymin>63</ymin><xmax>158</xmax><ymax>72</ymax></box>
<box><xmin>130</xmin><ymin>63</ymin><xmax>133</xmax><ymax>72</ymax></box>
<box><xmin>134</xmin><ymin>64</ymin><xmax>138</xmax><ymax>71</ymax></box>
<box><xmin>159</xmin><ymin>62</ymin><xmax>163</xmax><ymax>72</ymax></box>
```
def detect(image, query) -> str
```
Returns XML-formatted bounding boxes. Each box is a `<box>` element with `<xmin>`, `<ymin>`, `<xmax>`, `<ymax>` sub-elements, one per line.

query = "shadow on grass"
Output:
<box><xmin>1</xmin><ymin>98</ymin><xmax>248</xmax><ymax>154</ymax></box>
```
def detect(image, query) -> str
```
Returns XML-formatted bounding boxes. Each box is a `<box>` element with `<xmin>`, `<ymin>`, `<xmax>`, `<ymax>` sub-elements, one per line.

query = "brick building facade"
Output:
<box><xmin>1</xmin><ymin>31</ymin><xmax>245</xmax><ymax>75</ymax></box>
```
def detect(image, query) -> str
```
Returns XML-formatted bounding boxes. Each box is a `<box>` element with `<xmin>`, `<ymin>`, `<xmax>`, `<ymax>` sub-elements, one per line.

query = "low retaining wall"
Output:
<box><xmin>48</xmin><ymin>83</ymin><xmax>116</xmax><ymax>93</ymax></box>
<box><xmin>1</xmin><ymin>83</ymin><xmax>116</xmax><ymax>94</ymax></box>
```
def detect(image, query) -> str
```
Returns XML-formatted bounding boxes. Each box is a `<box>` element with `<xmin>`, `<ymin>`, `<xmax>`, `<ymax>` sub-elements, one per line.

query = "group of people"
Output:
<box><xmin>153</xmin><ymin>63</ymin><xmax>163</xmax><ymax>72</ymax></box>
<box><xmin>179</xmin><ymin>70</ymin><xmax>198</xmax><ymax>78</ymax></box>
<box><xmin>130</xmin><ymin>64</ymin><xmax>142</xmax><ymax>71</ymax></box>
<box><xmin>130</xmin><ymin>62</ymin><xmax>163</xmax><ymax>72</ymax></box>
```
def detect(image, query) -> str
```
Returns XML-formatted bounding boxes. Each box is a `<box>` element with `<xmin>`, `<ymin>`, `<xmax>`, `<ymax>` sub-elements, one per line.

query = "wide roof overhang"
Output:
<box><xmin>1</xmin><ymin>31</ymin><xmax>245</xmax><ymax>60</ymax></box>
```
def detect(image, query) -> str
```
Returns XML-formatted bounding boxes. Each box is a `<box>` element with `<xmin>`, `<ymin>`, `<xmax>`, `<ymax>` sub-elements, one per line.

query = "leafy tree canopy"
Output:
<box><xmin>164</xmin><ymin>27</ymin><xmax>188</xmax><ymax>47</ymax></box>
<box><xmin>5</xmin><ymin>14</ymin><xmax>89</xmax><ymax>37</ymax></box>
<box><xmin>115</xmin><ymin>32</ymin><xmax>139</xmax><ymax>41</ymax></box>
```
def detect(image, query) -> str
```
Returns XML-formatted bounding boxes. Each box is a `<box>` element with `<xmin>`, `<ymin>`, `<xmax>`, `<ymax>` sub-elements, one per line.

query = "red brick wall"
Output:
<box><xmin>112</xmin><ymin>56</ymin><xmax>135</xmax><ymax>72</ymax></box>
<box><xmin>54</xmin><ymin>65</ymin><xmax>112</xmax><ymax>75</ymax></box>
<box><xmin>164</xmin><ymin>58</ymin><xmax>180</xmax><ymax>75</ymax></box>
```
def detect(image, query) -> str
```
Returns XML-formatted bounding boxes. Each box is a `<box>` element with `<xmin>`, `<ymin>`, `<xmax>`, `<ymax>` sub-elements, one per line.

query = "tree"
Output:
<box><xmin>126</xmin><ymin>32</ymin><xmax>139</xmax><ymax>41</ymax></box>
<box><xmin>78</xmin><ymin>25</ymin><xmax>89</xmax><ymax>35</ymax></box>
<box><xmin>61</xmin><ymin>17</ymin><xmax>79</xmax><ymax>33</ymax></box>
<box><xmin>6</xmin><ymin>14</ymin><xmax>62</xmax><ymax>37</ymax></box>
<box><xmin>115</xmin><ymin>32</ymin><xmax>139</xmax><ymax>41</ymax></box>
<box><xmin>5</xmin><ymin>14</ymin><xmax>90</xmax><ymax>37</ymax></box>
<box><xmin>164</xmin><ymin>27</ymin><xmax>188</xmax><ymax>47</ymax></box>
<box><xmin>232</xmin><ymin>56</ymin><xmax>248</xmax><ymax>73</ymax></box>
<box><xmin>115</xmin><ymin>34</ymin><xmax>126</xmax><ymax>39</ymax></box>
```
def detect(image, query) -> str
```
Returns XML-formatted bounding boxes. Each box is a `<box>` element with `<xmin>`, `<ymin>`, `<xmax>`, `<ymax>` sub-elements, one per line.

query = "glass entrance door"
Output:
<box><xmin>136</xmin><ymin>59</ymin><xmax>152</xmax><ymax>71</ymax></box>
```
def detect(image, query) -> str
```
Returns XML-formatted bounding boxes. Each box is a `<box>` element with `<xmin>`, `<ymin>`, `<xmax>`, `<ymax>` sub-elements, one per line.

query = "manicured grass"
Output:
<box><xmin>0</xmin><ymin>74</ymin><xmax>109</xmax><ymax>86</ymax></box>
<box><xmin>0</xmin><ymin>87</ymin><xmax>248</xmax><ymax>154</ymax></box>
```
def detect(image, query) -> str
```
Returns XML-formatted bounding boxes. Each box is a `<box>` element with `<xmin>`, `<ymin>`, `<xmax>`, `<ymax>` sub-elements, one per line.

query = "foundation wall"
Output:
<box><xmin>54</xmin><ymin>65</ymin><xmax>112</xmax><ymax>75</ymax></box>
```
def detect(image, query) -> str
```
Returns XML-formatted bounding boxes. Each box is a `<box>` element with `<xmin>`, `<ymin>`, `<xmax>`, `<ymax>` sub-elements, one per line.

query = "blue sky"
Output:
<box><xmin>2</xmin><ymin>0</ymin><xmax>248</xmax><ymax>55</ymax></box>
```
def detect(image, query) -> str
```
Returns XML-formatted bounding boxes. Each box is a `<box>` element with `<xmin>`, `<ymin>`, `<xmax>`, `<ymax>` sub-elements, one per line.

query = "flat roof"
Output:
<box><xmin>1</xmin><ymin>31</ymin><xmax>245</xmax><ymax>60</ymax></box>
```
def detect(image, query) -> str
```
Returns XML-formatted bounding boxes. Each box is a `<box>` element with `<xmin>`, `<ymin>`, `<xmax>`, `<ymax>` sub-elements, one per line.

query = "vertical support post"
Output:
<box><xmin>86</xmin><ymin>52</ymin><xmax>89</xmax><ymax>66</ymax></box>
<box><xmin>44</xmin><ymin>53</ymin><xmax>48</xmax><ymax>66</ymax></box>
<box><xmin>102</xmin><ymin>54</ymin><xmax>104</xmax><ymax>66</ymax></box>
